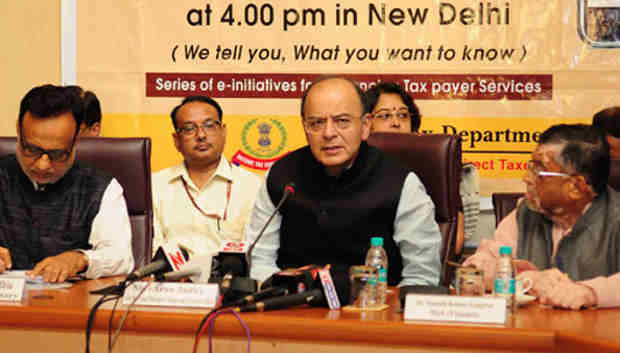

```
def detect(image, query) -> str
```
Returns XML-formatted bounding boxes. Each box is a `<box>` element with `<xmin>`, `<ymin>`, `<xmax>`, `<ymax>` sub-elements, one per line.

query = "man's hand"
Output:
<box><xmin>514</xmin><ymin>259</ymin><xmax>538</xmax><ymax>274</ymax></box>
<box><xmin>0</xmin><ymin>247</ymin><xmax>12</xmax><ymax>273</ymax></box>
<box><xmin>520</xmin><ymin>268</ymin><xmax>568</xmax><ymax>298</ymax></box>
<box><xmin>539</xmin><ymin>280</ymin><xmax>597</xmax><ymax>309</ymax></box>
<box><xmin>27</xmin><ymin>251</ymin><xmax>88</xmax><ymax>283</ymax></box>
<box><xmin>520</xmin><ymin>268</ymin><xmax>596</xmax><ymax>309</ymax></box>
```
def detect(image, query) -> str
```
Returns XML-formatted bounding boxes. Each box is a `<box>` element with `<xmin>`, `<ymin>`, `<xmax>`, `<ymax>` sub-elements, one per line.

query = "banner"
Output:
<box><xmin>77</xmin><ymin>0</ymin><xmax>620</xmax><ymax>195</ymax></box>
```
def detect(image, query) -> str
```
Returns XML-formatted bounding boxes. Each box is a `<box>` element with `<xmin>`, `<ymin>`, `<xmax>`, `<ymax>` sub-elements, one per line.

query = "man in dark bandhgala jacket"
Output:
<box><xmin>0</xmin><ymin>84</ymin><xmax>133</xmax><ymax>282</ymax></box>
<box><xmin>245</xmin><ymin>76</ymin><xmax>441</xmax><ymax>287</ymax></box>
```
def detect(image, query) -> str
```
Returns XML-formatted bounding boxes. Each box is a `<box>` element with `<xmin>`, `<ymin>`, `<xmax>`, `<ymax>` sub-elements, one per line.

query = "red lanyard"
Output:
<box><xmin>181</xmin><ymin>177</ymin><xmax>231</xmax><ymax>230</ymax></box>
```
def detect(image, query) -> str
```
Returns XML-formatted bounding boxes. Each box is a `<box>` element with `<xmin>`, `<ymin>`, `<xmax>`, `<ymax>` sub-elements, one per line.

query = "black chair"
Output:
<box><xmin>0</xmin><ymin>137</ymin><xmax>153</xmax><ymax>268</ymax></box>
<box><xmin>368</xmin><ymin>132</ymin><xmax>462</xmax><ymax>286</ymax></box>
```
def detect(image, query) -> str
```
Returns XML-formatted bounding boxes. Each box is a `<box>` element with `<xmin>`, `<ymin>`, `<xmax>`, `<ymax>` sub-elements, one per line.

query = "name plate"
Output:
<box><xmin>122</xmin><ymin>282</ymin><xmax>219</xmax><ymax>308</ymax></box>
<box><xmin>404</xmin><ymin>294</ymin><xmax>507</xmax><ymax>324</ymax></box>
<box><xmin>0</xmin><ymin>278</ymin><xmax>26</xmax><ymax>302</ymax></box>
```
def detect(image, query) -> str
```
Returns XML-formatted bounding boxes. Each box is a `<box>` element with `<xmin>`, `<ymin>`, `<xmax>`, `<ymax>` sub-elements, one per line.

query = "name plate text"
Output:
<box><xmin>122</xmin><ymin>282</ymin><xmax>219</xmax><ymax>308</ymax></box>
<box><xmin>404</xmin><ymin>294</ymin><xmax>507</xmax><ymax>324</ymax></box>
<box><xmin>0</xmin><ymin>278</ymin><xmax>25</xmax><ymax>302</ymax></box>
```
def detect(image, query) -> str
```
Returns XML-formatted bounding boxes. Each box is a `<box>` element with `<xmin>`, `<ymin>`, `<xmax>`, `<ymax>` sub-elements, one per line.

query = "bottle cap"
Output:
<box><xmin>370</xmin><ymin>237</ymin><xmax>384</xmax><ymax>247</ymax></box>
<box><xmin>499</xmin><ymin>246</ymin><xmax>512</xmax><ymax>255</ymax></box>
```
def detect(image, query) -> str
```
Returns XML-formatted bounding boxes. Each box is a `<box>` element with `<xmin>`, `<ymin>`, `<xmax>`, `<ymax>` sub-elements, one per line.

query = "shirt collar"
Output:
<box><xmin>168</xmin><ymin>157</ymin><xmax>233</xmax><ymax>191</ymax></box>
<box><xmin>551</xmin><ymin>201</ymin><xmax>592</xmax><ymax>236</ymax></box>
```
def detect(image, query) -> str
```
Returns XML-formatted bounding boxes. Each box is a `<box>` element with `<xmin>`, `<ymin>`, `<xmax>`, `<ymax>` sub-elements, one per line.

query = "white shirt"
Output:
<box><xmin>152</xmin><ymin>158</ymin><xmax>263</xmax><ymax>257</ymax></box>
<box><xmin>82</xmin><ymin>178</ymin><xmax>135</xmax><ymax>278</ymax></box>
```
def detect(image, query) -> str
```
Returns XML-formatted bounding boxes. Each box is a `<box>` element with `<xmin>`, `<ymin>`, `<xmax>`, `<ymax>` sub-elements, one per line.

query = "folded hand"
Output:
<box><xmin>519</xmin><ymin>268</ymin><xmax>596</xmax><ymax>309</ymax></box>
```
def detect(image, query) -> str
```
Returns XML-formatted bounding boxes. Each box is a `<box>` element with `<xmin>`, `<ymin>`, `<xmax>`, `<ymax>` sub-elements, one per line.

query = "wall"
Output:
<box><xmin>0</xmin><ymin>0</ymin><xmax>62</xmax><ymax>135</ymax></box>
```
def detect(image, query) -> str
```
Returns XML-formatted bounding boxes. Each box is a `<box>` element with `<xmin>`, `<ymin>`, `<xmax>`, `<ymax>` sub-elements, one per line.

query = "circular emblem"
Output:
<box><xmin>241</xmin><ymin>118</ymin><xmax>287</xmax><ymax>159</ymax></box>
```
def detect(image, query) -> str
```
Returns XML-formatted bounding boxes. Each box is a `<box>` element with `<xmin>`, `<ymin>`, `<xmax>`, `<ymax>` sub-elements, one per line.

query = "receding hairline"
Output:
<box><xmin>301</xmin><ymin>77</ymin><xmax>365</xmax><ymax>117</ymax></box>
<box><xmin>175</xmin><ymin>99</ymin><xmax>221</xmax><ymax>121</ymax></box>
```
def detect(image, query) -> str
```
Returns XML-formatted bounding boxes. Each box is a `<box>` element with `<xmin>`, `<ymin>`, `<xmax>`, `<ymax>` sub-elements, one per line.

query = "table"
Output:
<box><xmin>1</xmin><ymin>277</ymin><xmax>619</xmax><ymax>353</ymax></box>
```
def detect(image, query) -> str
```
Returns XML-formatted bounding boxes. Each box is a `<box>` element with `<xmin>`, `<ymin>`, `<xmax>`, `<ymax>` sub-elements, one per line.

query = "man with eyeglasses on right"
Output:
<box><xmin>152</xmin><ymin>96</ymin><xmax>261</xmax><ymax>258</ymax></box>
<box><xmin>246</xmin><ymin>76</ymin><xmax>442</xmax><ymax>288</ymax></box>
<box><xmin>464</xmin><ymin>124</ymin><xmax>620</xmax><ymax>309</ymax></box>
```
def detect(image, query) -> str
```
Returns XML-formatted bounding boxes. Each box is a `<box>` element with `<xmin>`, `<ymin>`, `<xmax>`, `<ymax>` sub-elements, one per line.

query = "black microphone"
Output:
<box><xmin>260</xmin><ymin>264</ymin><xmax>321</xmax><ymax>294</ymax></box>
<box><xmin>209</xmin><ymin>182</ymin><xmax>296</xmax><ymax>304</ymax></box>
<box><xmin>126</xmin><ymin>245</ymin><xmax>189</xmax><ymax>282</ymax></box>
<box><xmin>236</xmin><ymin>266</ymin><xmax>349</xmax><ymax>312</ymax></box>
<box><xmin>209</xmin><ymin>242</ymin><xmax>257</xmax><ymax>305</ymax></box>
<box><xmin>231</xmin><ymin>286</ymin><xmax>289</xmax><ymax>307</ymax></box>
<box><xmin>90</xmin><ymin>245</ymin><xmax>189</xmax><ymax>295</ymax></box>
<box><xmin>246</xmin><ymin>182</ymin><xmax>295</xmax><ymax>261</ymax></box>
<box><xmin>155</xmin><ymin>268</ymin><xmax>202</xmax><ymax>282</ymax></box>
<box><xmin>237</xmin><ymin>288</ymin><xmax>323</xmax><ymax>312</ymax></box>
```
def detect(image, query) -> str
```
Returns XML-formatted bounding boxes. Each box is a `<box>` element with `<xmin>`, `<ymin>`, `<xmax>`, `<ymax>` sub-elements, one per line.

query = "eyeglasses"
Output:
<box><xmin>526</xmin><ymin>160</ymin><xmax>572</xmax><ymax>179</ymax></box>
<box><xmin>19</xmin><ymin>127</ymin><xmax>76</xmax><ymax>163</ymax></box>
<box><xmin>303</xmin><ymin>115</ymin><xmax>357</xmax><ymax>134</ymax></box>
<box><xmin>176</xmin><ymin>119</ymin><xmax>221</xmax><ymax>138</ymax></box>
<box><xmin>372</xmin><ymin>110</ymin><xmax>410</xmax><ymax>122</ymax></box>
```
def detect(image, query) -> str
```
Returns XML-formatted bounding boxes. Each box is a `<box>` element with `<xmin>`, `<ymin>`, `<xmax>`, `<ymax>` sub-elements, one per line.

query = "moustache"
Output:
<box><xmin>194</xmin><ymin>142</ymin><xmax>213</xmax><ymax>150</ymax></box>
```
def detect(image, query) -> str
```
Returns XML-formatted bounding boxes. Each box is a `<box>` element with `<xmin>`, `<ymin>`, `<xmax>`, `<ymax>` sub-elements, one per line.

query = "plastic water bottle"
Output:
<box><xmin>365</xmin><ymin>276</ymin><xmax>377</xmax><ymax>307</ymax></box>
<box><xmin>365</xmin><ymin>236</ymin><xmax>388</xmax><ymax>305</ymax></box>
<box><xmin>376</xmin><ymin>268</ymin><xmax>388</xmax><ymax>305</ymax></box>
<box><xmin>493</xmin><ymin>246</ymin><xmax>516</xmax><ymax>315</ymax></box>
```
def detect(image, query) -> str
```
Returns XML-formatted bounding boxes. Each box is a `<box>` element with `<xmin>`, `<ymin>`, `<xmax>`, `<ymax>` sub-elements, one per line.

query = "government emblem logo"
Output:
<box><xmin>232</xmin><ymin>118</ymin><xmax>287</xmax><ymax>170</ymax></box>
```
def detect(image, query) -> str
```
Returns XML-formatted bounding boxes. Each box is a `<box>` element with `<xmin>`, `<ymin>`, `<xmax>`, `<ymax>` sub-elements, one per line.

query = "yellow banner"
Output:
<box><xmin>79</xmin><ymin>0</ymin><xmax>620</xmax><ymax>194</ymax></box>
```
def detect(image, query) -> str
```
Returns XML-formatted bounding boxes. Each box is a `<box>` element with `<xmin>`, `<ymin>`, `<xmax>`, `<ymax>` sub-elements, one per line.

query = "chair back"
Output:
<box><xmin>491</xmin><ymin>192</ymin><xmax>524</xmax><ymax>227</ymax></box>
<box><xmin>0</xmin><ymin>137</ymin><xmax>153</xmax><ymax>268</ymax></box>
<box><xmin>367</xmin><ymin>132</ymin><xmax>462</xmax><ymax>286</ymax></box>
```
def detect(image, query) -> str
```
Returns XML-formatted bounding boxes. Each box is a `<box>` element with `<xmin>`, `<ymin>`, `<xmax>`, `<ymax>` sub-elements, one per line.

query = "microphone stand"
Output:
<box><xmin>246</xmin><ymin>183</ymin><xmax>295</xmax><ymax>266</ymax></box>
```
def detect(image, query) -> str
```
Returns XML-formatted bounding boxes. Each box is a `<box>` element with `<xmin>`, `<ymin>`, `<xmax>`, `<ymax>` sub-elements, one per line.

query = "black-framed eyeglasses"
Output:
<box><xmin>526</xmin><ymin>160</ymin><xmax>572</xmax><ymax>179</ymax></box>
<box><xmin>19</xmin><ymin>125</ymin><xmax>77</xmax><ymax>163</ymax></box>
<box><xmin>303</xmin><ymin>115</ymin><xmax>358</xmax><ymax>134</ymax></box>
<box><xmin>176</xmin><ymin>119</ymin><xmax>221</xmax><ymax>138</ymax></box>
<box><xmin>372</xmin><ymin>109</ymin><xmax>410</xmax><ymax>122</ymax></box>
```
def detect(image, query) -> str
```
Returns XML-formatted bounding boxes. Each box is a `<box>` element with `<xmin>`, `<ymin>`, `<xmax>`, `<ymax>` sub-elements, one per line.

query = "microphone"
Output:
<box><xmin>155</xmin><ymin>268</ymin><xmax>202</xmax><ymax>282</ymax></box>
<box><xmin>237</xmin><ymin>288</ymin><xmax>323</xmax><ymax>312</ymax></box>
<box><xmin>236</xmin><ymin>265</ymin><xmax>349</xmax><ymax>312</ymax></box>
<box><xmin>209</xmin><ymin>182</ymin><xmax>296</xmax><ymax>304</ymax></box>
<box><xmin>90</xmin><ymin>244</ymin><xmax>189</xmax><ymax>295</ymax></box>
<box><xmin>126</xmin><ymin>244</ymin><xmax>189</xmax><ymax>282</ymax></box>
<box><xmin>158</xmin><ymin>253</ymin><xmax>215</xmax><ymax>283</ymax></box>
<box><xmin>231</xmin><ymin>286</ymin><xmax>289</xmax><ymax>307</ymax></box>
<box><xmin>246</xmin><ymin>182</ymin><xmax>295</xmax><ymax>261</ymax></box>
<box><xmin>209</xmin><ymin>240</ymin><xmax>257</xmax><ymax>305</ymax></box>
<box><xmin>260</xmin><ymin>264</ymin><xmax>322</xmax><ymax>294</ymax></box>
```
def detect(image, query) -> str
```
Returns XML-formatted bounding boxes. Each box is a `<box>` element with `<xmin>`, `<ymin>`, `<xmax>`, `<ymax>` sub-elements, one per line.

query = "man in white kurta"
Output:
<box><xmin>152</xmin><ymin>96</ymin><xmax>261</xmax><ymax>257</ymax></box>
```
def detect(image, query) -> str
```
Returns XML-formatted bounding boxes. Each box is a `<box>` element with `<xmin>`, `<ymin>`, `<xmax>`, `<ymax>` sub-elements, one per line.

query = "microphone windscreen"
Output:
<box><xmin>220</xmin><ymin>255</ymin><xmax>246</xmax><ymax>276</ymax></box>
<box><xmin>284</xmin><ymin>182</ymin><xmax>296</xmax><ymax>196</ymax></box>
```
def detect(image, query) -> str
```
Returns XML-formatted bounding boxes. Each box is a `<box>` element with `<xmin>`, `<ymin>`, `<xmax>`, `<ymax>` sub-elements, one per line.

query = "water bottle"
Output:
<box><xmin>376</xmin><ymin>268</ymin><xmax>388</xmax><ymax>305</ymax></box>
<box><xmin>365</xmin><ymin>276</ymin><xmax>377</xmax><ymax>307</ymax></box>
<box><xmin>493</xmin><ymin>246</ymin><xmax>516</xmax><ymax>315</ymax></box>
<box><xmin>365</xmin><ymin>236</ymin><xmax>388</xmax><ymax>305</ymax></box>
